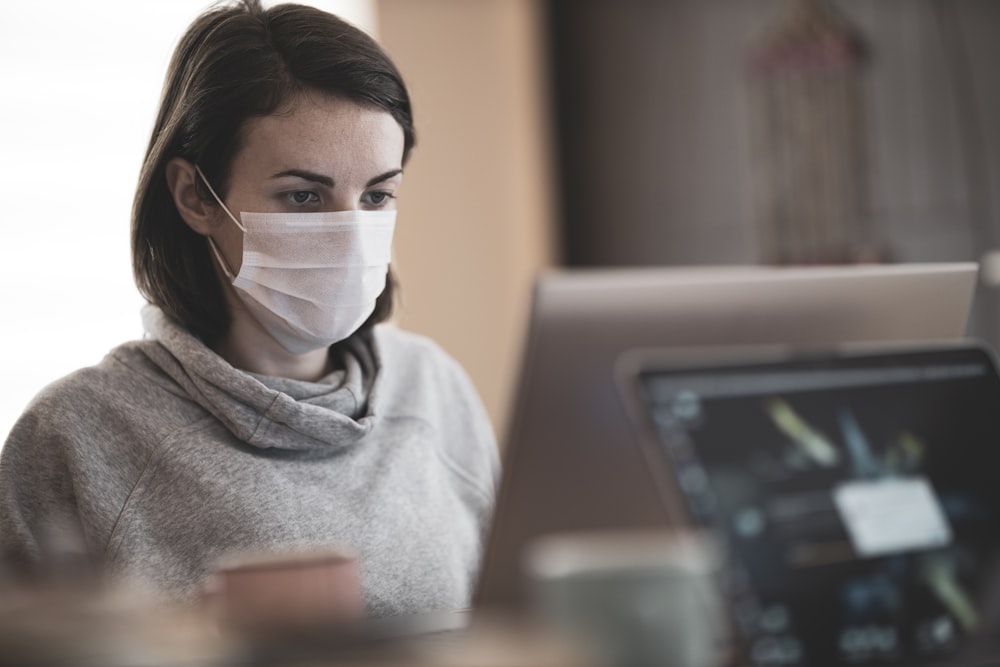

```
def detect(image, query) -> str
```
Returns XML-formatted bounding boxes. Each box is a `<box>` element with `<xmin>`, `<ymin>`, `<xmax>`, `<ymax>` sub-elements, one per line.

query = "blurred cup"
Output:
<box><xmin>526</xmin><ymin>530</ymin><xmax>725</xmax><ymax>667</ymax></box>
<box><xmin>206</xmin><ymin>547</ymin><xmax>364</xmax><ymax>637</ymax></box>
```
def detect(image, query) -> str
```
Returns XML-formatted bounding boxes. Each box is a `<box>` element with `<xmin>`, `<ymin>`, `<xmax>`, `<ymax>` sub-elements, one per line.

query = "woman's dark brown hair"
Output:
<box><xmin>132</xmin><ymin>0</ymin><xmax>414</xmax><ymax>345</ymax></box>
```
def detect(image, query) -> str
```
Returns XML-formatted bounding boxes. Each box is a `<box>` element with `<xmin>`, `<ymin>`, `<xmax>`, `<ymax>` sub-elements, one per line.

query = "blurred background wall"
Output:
<box><xmin>549</xmin><ymin>0</ymin><xmax>1000</xmax><ymax>267</ymax></box>
<box><xmin>377</xmin><ymin>0</ymin><xmax>558</xmax><ymax>441</ymax></box>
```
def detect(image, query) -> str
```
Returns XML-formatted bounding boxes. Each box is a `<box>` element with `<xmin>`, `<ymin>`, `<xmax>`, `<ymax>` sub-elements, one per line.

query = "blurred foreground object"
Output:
<box><xmin>0</xmin><ymin>539</ymin><xmax>586</xmax><ymax>667</ymax></box>
<box><xmin>0</xmin><ymin>584</ymin><xmax>230</xmax><ymax>667</ymax></box>
<box><xmin>205</xmin><ymin>546</ymin><xmax>364</xmax><ymax>638</ymax></box>
<box><xmin>526</xmin><ymin>530</ymin><xmax>727</xmax><ymax>667</ymax></box>
<box><xmin>0</xmin><ymin>582</ymin><xmax>586</xmax><ymax>667</ymax></box>
<box><xmin>748</xmin><ymin>0</ymin><xmax>874</xmax><ymax>265</ymax></box>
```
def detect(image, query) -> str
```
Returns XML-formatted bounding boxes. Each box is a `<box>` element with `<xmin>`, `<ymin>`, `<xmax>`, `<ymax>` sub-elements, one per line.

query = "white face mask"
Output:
<box><xmin>196</xmin><ymin>166</ymin><xmax>396</xmax><ymax>355</ymax></box>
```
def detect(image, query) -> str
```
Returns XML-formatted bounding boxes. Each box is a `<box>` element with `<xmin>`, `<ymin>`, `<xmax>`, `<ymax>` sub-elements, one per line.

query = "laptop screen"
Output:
<box><xmin>631</xmin><ymin>344</ymin><xmax>1000</xmax><ymax>667</ymax></box>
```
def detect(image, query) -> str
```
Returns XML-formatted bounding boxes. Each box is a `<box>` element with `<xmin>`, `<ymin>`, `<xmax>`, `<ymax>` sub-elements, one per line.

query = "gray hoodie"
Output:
<box><xmin>0</xmin><ymin>306</ymin><xmax>499</xmax><ymax>617</ymax></box>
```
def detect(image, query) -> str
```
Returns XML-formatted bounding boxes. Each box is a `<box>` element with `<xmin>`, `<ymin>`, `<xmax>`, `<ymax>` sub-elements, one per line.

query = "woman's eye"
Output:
<box><xmin>363</xmin><ymin>190</ymin><xmax>395</xmax><ymax>207</ymax></box>
<box><xmin>287</xmin><ymin>190</ymin><xmax>319</xmax><ymax>206</ymax></box>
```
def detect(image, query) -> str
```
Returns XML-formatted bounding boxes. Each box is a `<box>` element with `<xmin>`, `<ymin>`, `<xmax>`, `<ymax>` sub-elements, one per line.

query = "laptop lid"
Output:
<box><xmin>475</xmin><ymin>263</ymin><xmax>979</xmax><ymax>610</ymax></box>
<box><xmin>618</xmin><ymin>342</ymin><xmax>1000</xmax><ymax>667</ymax></box>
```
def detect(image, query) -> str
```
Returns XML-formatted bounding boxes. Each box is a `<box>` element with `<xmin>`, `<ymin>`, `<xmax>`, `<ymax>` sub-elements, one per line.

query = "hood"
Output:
<box><xmin>136</xmin><ymin>306</ymin><xmax>380</xmax><ymax>452</ymax></box>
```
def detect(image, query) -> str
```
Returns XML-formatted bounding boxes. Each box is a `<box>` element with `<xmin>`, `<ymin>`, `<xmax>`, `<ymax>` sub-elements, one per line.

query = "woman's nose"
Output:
<box><xmin>327</xmin><ymin>194</ymin><xmax>360</xmax><ymax>213</ymax></box>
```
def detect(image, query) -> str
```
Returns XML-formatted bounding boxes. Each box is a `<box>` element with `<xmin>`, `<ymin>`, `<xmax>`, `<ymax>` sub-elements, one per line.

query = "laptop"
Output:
<box><xmin>615</xmin><ymin>341</ymin><xmax>1000</xmax><ymax>667</ymax></box>
<box><xmin>474</xmin><ymin>263</ymin><xmax>979</xmax><ymax>610</ymax></box>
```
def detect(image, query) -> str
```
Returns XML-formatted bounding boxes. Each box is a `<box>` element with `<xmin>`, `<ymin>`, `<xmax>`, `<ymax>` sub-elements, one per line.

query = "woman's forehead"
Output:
<box><xmin>233</xmin><ymin>96</ymin><xmax>405</xmax><ymax>179</ymax></box>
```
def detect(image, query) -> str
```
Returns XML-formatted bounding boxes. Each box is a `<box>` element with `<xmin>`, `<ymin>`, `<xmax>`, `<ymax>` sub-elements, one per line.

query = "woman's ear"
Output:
<box><xmin>165</xmin><ymin>157</ymin><xmax>216</xmax><ymax>235</ymax></box>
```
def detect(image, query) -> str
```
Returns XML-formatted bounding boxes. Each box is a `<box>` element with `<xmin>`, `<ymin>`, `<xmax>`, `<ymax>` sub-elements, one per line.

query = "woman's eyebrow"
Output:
<box><xmin>270</xmin><ymin>168</ymin><xmax>402</xmax><ymax>188</ymax></box>
<box><xmin>271</xmin><ymin>169</ymin><xmax>334</xmax><ymax>187</ymax></box>
<box><xmin>366</xmin><ymin>169</ymin><xmax>403</xmax><ymax>187</ymax></box>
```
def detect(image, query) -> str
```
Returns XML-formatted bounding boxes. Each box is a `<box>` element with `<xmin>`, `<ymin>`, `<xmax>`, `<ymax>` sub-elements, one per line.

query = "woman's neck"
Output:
<box><xmin>214</xmin><ymin>290</ymin><xmax>333</xmax><ymax>382</ymax></box>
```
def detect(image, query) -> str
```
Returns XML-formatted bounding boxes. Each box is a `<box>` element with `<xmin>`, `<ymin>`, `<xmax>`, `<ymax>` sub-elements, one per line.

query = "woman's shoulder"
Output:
<box><xmin>373</xmin><ymin>324</ymin><xmax>449</xmax><ymax>358</ymax></box>
<box><xmin>19</xmin><ymin>352</ymin><xmax>133</xmax><ymax>422</ymax></box>
<box><xmin>6</xmin><ymin>340</ymin><xmax>199</xmax><ymax>450</ymax></box>
<box><xmin>372</xmin><ymin>325</ymin><xmax>476</xmax><ymax>396</ymax></box>
<box><xmin>20</xmin><ymin>343</ymin><xmax>160</xmax><ymax>413</ymax></box>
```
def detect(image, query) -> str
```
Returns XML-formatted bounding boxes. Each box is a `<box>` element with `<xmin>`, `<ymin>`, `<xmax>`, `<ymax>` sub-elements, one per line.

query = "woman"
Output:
<box><xmin>0</xmin><ymin>0</ymin><xmax>498</xmax><ymax>618</ymax></box>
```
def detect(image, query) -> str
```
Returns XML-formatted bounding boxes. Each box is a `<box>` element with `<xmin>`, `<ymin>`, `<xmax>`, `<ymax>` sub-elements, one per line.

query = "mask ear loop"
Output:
<box><xmin>194</xmin><ymin>164</ymin><xmax>245</xmax><ymax>282</ymax></box>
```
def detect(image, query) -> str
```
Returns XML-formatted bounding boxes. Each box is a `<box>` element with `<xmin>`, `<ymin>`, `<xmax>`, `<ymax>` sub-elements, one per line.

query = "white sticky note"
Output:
<box><xmin>833</xmin><ymin>477</ymin><xmax>952</xmax><ymax>557</ymax></box>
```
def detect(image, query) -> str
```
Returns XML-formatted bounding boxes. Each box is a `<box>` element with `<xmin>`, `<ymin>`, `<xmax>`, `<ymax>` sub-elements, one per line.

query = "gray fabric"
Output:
<box><xmin>0</xmin><ymin>306</ymin><xmax>499</xmax><ymax>617</ymax></box>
